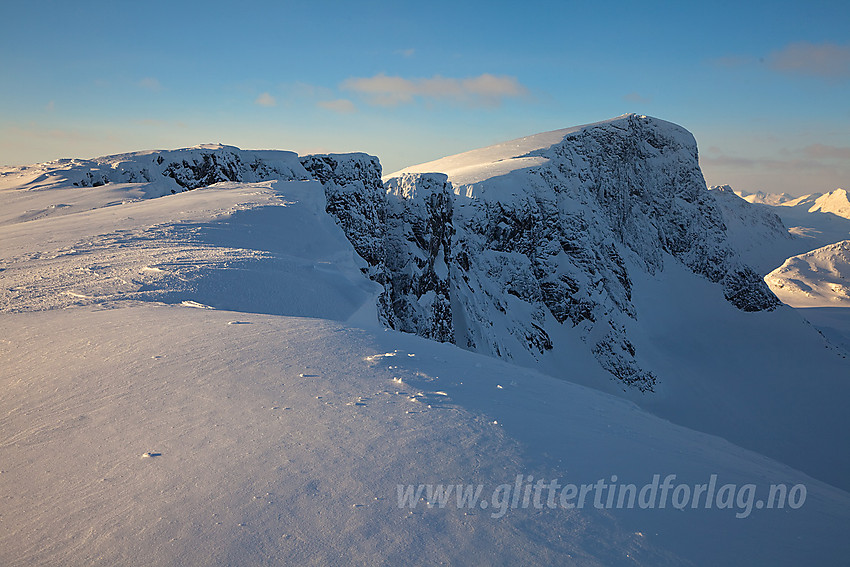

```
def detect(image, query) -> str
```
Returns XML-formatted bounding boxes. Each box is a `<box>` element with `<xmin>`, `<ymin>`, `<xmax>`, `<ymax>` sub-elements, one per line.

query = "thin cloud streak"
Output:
<box><xmin>623</xmin><ymin>92</ymin><xmax>651</xmax><ymax>104</ymax></box>
<box><xmin>317</xmin><ymin>99</ymin><xmax>357</xmax><ymax>114</ymax></box>
<box><xmin>138</xmin><ymin>77</ymin><xmax>163</xmax><ymax>91</ymax></box>
<box><xmin>767</xmin><ymin>42</ymin><xmax>850</xmax><ymax>79</ymax></box>
<box><xmin>803</xmin><ymin>143</ymin><xmax>850</xmax><ymax>160</ymax></box>
<box><xmin>341</xmin><ymin>73</ymin><xmax>529</xmax><ymax>107</ymax></box>
<box><xmin>255</xmin><ymin>92</ymin><xmax>277</xmax><ymax>107</ymax></box>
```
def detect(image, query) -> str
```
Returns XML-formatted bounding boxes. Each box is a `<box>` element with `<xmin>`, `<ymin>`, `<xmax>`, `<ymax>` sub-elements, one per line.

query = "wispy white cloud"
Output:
<box><xmin>255</xmin><ymin>92</ymin><xmax>277</xmax><ymax>107</ymax></box>
<box><xmin>803</xmin><ymin>143</ymin><xmax>850</xmax><ymax>160</ymax></box>
<box><xmin>45</xmin><ymin>101</ymin><xmax>55</xmax><ymax>112</ymax></box>
<box><xmin>767</xmin><ymin>42</ymin><xmax>850</xmax><ymax>79</ymax></box>
<box><xmin>317</xmin><ymin>99</ymin><xmax>357</xmax><ymax>114</ymax></box>
<box><xmin>396</xmin><ymin>48</ymin><xmax>415</xmax><ymax>58</ymax></box>
<box><xmin>341</xmin><ymin>73</ymin><xmax>529</xmax><ymax>107</ymax></box>
<box><xmin>700</xmin><ymin>143</ymin><xmax>850</xmax><ymax>171</ymax></box>
<box><xmin>138</xmin><ymin>77</ymin><xmax>163</xmax><ymax>91</ymax></box>
<box><xmin>623</xmin><ymin>92</ymin><xmax>651</xmax><ymax>104</ymax></box>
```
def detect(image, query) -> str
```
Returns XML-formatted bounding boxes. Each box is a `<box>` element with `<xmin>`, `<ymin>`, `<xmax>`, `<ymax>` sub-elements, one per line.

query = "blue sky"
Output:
<box><xmin>1</xmin><ymin>0</ymin><xmax>848</xmax><ymax>195</ymax></box>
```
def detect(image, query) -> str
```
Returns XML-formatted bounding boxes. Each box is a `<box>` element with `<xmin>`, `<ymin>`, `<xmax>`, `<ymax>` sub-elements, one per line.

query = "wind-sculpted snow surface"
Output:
<box><xmin>380</xmin><ymin>115</ymin><xmax>779</xmax><ymax>391</ymax></box>
<box><xmin>3</xmin><ymin>305</ymin><xmax>849</xmax><ymax>567</ymax></box>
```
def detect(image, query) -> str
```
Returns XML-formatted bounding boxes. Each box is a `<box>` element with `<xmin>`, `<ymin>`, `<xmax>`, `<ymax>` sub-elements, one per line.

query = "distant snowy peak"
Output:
<box><xmin>736</xmin><ymin>189</ymin><xmax>801</xmax><ymax>206</ymax></box>
<box><xmin>766</xmin><ymin>240</ymin><xmax>850</xmax><ymax>307</ymax></box>
<box><xmin>809</xmin><ymin>188</ymin><xmax>850</xmax><ymax>218</ymax></box>
<box><xmin>738</xmin><ymin>188</ymin><xmax>850</xmax><ymax>220</ymax></box>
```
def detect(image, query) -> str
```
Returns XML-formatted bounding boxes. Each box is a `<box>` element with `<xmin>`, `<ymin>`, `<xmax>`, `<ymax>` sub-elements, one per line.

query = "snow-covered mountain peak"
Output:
<box><xmin>809</xmin><ymin>188</ymin><xmax>850</xmax><ymax>218</ymax></box>
<box><xmin>736</xmin><ymin>189</ymin><xmax>800</xmax><ymax>206</ymax></box>
<box><xmin>736</xmin><ymin>188</ymin><xmax>850</xmax><ymax>220</ymax></box>
<box><xmin>391</xmin><ymin>114</ymin><xmax>695</xmax><ymax>187</ymax></box>
<box><xmin>371</xmin><ymin>116</ymin><xmax>779</xmax><ymax>394</ymax></box>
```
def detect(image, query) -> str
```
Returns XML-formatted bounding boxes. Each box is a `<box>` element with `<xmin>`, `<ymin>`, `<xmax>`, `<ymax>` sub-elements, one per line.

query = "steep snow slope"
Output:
<box><xmin>626</xmin><ymin>256</ymin><xmax>850</xmax><ymax>490</ymax></box>
<box><xmin>765</xmin><ymin>240</ymin><xmax>850</xmax><ymax>308</ymax></box>
<box><xmin>707</xmin><ymin>185</ymin><xmax>797</xmax><ymax>274</ymax></box>
<box><xmin>796</xmin><ymin>307</ymin><xmax>850</xmax><ymax>355</ymax></box>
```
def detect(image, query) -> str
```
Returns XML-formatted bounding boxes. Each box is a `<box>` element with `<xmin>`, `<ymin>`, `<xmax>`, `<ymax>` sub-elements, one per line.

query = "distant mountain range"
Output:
<box><xmin>737</xmin><ymin>187</ymin><xmax>850</xmax><ymax>219</ymax></box>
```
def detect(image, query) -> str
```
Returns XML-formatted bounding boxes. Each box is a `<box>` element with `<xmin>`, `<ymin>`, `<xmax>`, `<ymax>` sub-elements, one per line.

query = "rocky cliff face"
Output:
<box><xmin>374</xmin><ymin>115</ymin><xmax>779</xmax><ymax>391</ymax></box>
<box><xmin>382</xmin><ymin>173</ymin><xmax>455</xmax><ymax>343</ymax></box>
<box><xmin>299</xmin><ymin>153</ymin><xmax>386</xmax><ymax>272</ymax></box>
<box><xmin>58</xmin><ymin>144</ymin><xmax>308</xmax><ymax>193</ymax></box>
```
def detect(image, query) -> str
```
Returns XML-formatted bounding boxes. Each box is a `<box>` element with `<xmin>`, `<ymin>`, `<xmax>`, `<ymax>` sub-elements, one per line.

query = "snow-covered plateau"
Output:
<box><xmin>1</xmin><ymin>115</ymin><xmax>849</xmax><ymax>566</ymax></box>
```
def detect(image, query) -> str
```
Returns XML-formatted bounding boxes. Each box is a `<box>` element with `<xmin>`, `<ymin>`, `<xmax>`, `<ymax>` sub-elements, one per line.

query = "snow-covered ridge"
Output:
<box><xmin>0</xmin><ymin>144</ymin><xmax>308</xmax><ymax>196</ymax></box>
<box><xmin>809</xmin><ymin>188</ymin><xmax>850</xmax><ymax>218</ymax></box>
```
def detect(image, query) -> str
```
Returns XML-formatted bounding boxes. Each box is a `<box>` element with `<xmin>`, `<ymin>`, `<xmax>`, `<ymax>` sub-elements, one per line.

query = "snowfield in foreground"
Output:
<box><xmin>2</xmin><ymin>123</ymin><xmax>850</xmax><ymax>565</ymax></box>
<box><xmin>3</xmin><ymin>305</ymin><xmax>849</xmax><ymax>566</ymax></box>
